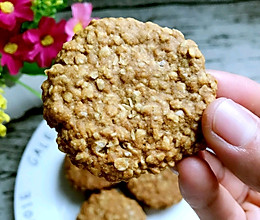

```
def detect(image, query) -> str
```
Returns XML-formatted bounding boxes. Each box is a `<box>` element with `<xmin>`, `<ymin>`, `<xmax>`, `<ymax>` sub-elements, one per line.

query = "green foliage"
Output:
<box><xmin>22</xmin><ymin>0</ymin><xmax>68</xmax><ymax>30</ymax></box>
<box><xmin>20</xmin><ymin>62</ymin><xmax>47</xmax><ymax>76</ymax></box>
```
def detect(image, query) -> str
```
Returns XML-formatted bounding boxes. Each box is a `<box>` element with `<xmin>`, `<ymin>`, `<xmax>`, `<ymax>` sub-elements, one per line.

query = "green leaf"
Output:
<box><xmin>20</xmin><ymin>62</ymin><xmax>47</xmax><ymax>76</ymax></box>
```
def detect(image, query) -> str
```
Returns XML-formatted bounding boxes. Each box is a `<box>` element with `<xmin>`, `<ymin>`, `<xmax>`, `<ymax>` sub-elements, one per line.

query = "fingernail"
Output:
<box><xmin>213</xmin><ymin>99</ymin><xmax>257</xmax><ymax>146</ymax></box>
<box><xmin>171</xmin><ymin>167</ymin><xmax>179</xmax><ymax>176</ymax></box>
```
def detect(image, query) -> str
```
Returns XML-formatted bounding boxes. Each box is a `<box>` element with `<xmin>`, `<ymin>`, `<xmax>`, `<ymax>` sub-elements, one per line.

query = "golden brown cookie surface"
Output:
<box><xmin>127</xmin><ymin>168</ymin><xmax>182</xmax><ymax>209</ymax></box>
<box><xmin>64</xmin><ymin>155</ymin><xmax>113</xmax><ymax>191</ymax></box>
<box><xmin>42</xmin><ymin>17</ymin><xmax>217</xmax><ymax>182</ymax></box>
<box><xmin>77</xmin><ymin>189</ymin><xmax>146</xmax><ymax>220</ymax></box>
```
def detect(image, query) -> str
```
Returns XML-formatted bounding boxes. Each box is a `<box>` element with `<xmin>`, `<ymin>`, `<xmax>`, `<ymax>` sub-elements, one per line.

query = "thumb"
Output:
<box><xmin>202</xmin><ymin>97</ymin><xmax>260</xmax><ymax>191</ymax></box>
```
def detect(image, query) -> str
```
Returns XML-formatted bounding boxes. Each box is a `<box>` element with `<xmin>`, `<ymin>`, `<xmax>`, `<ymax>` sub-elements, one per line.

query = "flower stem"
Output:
<box><xmin>5</xmin><ymin>75</ymin><xmax>42</xmax><ymax>99</ymax></box>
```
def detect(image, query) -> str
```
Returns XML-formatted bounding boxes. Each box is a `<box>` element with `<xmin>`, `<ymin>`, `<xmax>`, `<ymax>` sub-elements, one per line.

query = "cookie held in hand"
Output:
<box><xmin>42</xmin><ymin>17</ymin><xmax>217</xmax><ymax>182</ymax></box>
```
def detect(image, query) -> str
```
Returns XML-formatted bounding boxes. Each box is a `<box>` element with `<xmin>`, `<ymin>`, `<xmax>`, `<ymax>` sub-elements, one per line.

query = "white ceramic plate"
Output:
<box><xmin>14</xmin><ymin>120</ymin><xmax>199</xmax><ymax>220</ymax></box>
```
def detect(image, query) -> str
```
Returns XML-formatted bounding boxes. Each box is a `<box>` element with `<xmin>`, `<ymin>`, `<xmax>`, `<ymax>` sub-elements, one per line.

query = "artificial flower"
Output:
<box><xmin>23</xmin><ymin>16</ymin><xmax>67</xmax><ymax>67</ymax></box>
<box><xmin>0</xmin><ymin>1</ymin><xmax>96</xmax><ymax>137</ymax></box>
<box><xmin>0</xmin><ymin>88</ymin><xmax>10</xmax><ymax>137</ymax></box>
<box><xmin>0</xmin><ymin>0</ymin><xmax>33</xmax><ymax>31</ymax></box>
<box><xmin>0</xmin><ymin>30</ymin><xmax>31</xmax><ymax>74</ymax></box>
<box><xmin>65</xmin><ymin>2</ymin><xmax>94</xmax><ymax>41</ymax></box>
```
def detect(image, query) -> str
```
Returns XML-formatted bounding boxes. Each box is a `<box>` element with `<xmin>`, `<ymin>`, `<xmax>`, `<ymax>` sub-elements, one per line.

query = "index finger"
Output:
<box><xmin>207</xmin><ymin>70</ymin><xmax>260</xmax><ymax>117</ymax></box>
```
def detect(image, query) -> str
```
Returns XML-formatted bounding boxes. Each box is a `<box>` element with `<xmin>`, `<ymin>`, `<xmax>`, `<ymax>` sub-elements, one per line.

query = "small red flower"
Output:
<box><xmin>0</xmin><ymin>29</ymin><xmax>31</xmax><ymax>74</ymax></box>
<box><xmin>23</xmin><ymin>17</ymin><xmax>68</xmax><ymax>67</ymax></box>
<box><xmin>0</xmin><ymin>0</ymin><xmax>33</xmax><ymax>31</ymax></box>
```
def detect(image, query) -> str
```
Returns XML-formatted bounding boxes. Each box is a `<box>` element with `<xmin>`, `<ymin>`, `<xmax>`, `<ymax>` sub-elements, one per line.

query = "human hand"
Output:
<box><xmin>177</xmin><ymin>70</ymin><xmax>260</xmax><ymax>219</ymax></box>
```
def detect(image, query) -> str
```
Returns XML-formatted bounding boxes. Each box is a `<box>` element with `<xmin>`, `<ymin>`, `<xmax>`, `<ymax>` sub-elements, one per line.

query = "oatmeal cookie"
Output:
<box><xmin>42</xmin><ymin>17</ymin><xmax>217</xmax><ymax>182</ymax></box>
<box><xmin>127</xmin><ymin>168</ymin><xmax>182</xmax><ymax>209</ymax></box>
<box><xmin>77</xmin><ymin>189</ymin><xmax>146</xmax><ymax>220</ymax></box>
<box><xmin>64</xmin><ymin>155</ymin><xmax>113</xmax><ymax>191</ymax></box>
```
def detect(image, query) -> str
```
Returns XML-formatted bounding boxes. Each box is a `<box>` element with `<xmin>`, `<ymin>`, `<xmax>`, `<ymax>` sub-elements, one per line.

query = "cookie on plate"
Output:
<box><xmin>77</xmin><ymin>189</ymin><xmax>146</xmax><ymax>220</ymax></box>
<box><xmin>127</xmin><ymin>168</ymin><xmax>182</xmax><ymax>209</ymax></box>
<box><xmin>42</xmin><ymin>17</ymin><xmax>217</xmax><ymax>182</ymax></box>
<box><xmin>64</xmin><ymin>155</ymin><xmax>114</xmax><ymax>191</ymax></box>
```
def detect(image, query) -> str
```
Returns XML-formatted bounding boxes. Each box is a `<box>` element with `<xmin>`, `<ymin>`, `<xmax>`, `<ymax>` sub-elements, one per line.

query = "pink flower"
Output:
<box><xmin>0</xmin><ymin>0</ymin><xmax>33</xmax><ymax>31</ymax></box>
<box><xmin>23</xmin><ymin>17</ymin><xmax>68</xmax><ymax>67</ymax></box>
<box><xmin>65</xmin><ymin>2</ymin><xmax>94</xmax><ymax>41</ymax></box>
<box><xmin>0</xmin><ymin>29</ymin><xmax>31</xmax><ymax>74</ymax></box>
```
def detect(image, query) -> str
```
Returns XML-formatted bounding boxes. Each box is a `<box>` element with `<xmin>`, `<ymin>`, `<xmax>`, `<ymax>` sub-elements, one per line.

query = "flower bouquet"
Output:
<box><xmin>0</xmin><ymin>0</ymin><xmax>95</xmax><ymax>136</ymax></box>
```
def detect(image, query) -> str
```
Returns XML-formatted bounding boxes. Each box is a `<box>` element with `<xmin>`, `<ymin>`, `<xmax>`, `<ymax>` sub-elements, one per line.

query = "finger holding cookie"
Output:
<box><xmin>178</xmin><ymin>71</ymin><xmax>260</xmax><ymax>220</ymax></box>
